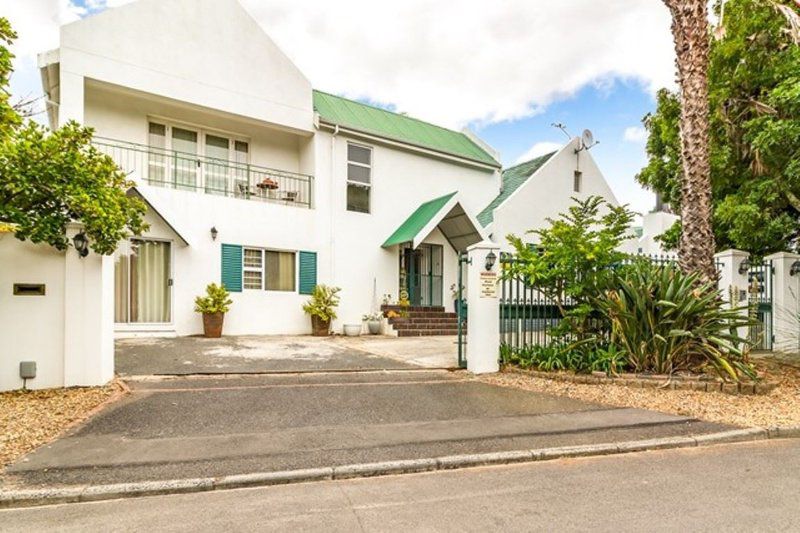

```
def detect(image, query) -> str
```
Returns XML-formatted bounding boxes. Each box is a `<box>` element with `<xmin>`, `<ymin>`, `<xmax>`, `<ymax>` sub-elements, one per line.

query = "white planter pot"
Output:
<box><xmin>343</xmin><ymin>324</ymin><xmax>362</xmax><ymax>337</ymax></box>
<box><xmin>367</xmin><ymin>321</ymin><xmax>382</xmax><ymax>335</ymax></box>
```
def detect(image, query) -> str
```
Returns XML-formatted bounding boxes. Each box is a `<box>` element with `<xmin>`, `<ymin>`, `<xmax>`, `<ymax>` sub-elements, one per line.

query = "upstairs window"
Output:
<box><xmin>573</xmin><ymin>170</ymin><xmax>583</xmax><ymax>193</ymax></box>
<box><xmin>347</xmin><ymin>143</ymin><xmax>372</xmax><ymax>213</ymax></box>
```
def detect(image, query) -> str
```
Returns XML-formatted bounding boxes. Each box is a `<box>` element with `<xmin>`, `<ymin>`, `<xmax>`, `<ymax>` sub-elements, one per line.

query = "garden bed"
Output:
<box><xmin>0</xmin><ymin>381</ymin><xmax>126</xmax><ymax>468</ymax></box>
<box><xmin>480</xmin><ymin>357</ymin><xmax>800</xmax><ymax>428</ymax></box>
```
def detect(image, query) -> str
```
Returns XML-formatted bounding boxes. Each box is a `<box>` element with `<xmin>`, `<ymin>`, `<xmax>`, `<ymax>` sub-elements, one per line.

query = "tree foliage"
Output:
<box><xmin>505</xmin><ymin>196</ymin><xmax>635</xmax><ymax>341</ymax></box>
<box><xmin>0</xmin><ymin>17</ymin><xmax>146</xmax><ymax>255</ymax></box>
<box><xmin>638</xmin><ymin>0</ymin><xmax>800</xmax><ymax>256</ymax></box>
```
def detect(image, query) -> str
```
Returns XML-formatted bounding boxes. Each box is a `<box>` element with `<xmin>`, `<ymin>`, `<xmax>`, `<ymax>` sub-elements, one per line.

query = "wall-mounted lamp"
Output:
<box><xmin>738</xmin><ymin>258</ymin><xmax>751</xmax><ymax>275</ymax></box>
<box><xmin>485</xmin><ymin>251</ymin><xmax>497</xmax><ymax>272</ymax></box>
<box><xmin>790</xmin><ymin>261</ymin><xmax>800</xmax><ymax>277</ymax></box>
<box><xmin>73</xmin><ymin>232</ymin><xmax>89</xmax><ymax>258</ymax></box>
<box><xmin>210</xmin><ymin>226</ymin><xmax>218</xmax><ymax>241</ymax></box>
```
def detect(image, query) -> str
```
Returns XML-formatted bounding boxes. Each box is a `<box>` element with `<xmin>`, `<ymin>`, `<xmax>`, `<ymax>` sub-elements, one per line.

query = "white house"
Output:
<box><xmin>1</xmin><ymin>0</ymin><xmax>622</xmax><ymax>390</ymax></box>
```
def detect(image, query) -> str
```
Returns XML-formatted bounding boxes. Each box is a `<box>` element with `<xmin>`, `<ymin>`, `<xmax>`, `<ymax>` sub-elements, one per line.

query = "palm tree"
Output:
<box><xmin>662</xmin><ymin>0</ymin><xmax>717</xmax><ymax>281</ymax></box>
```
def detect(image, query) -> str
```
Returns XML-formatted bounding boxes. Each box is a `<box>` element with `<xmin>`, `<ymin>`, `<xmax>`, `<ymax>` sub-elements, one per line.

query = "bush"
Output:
<box><xmin>593</xmin><ymin>261</ymin><xmax>755</xmax><ymax>380</ymax></box>
<box><xmin>500</xmin><ymin>343</ymin><xmax>625</xmax><ymax>374</ymax></box>
<box><xmin>194</xmin><ymin>283</ymin><xmax>232</xmax><ymax>314</ymax></box>
<box><xmin>302</xmin><ymin>285</ymin><xmax>341</xmax><ymax>322</ymax></box>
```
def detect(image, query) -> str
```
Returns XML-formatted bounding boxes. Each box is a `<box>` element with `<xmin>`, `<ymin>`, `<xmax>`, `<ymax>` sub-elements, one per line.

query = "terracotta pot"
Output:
<box><xmin>202</xmin><ymin>312</ymin><xmax>224</xmax><ymax>338</ymax></box>
<box><xmin>311</xmin><ymin>315</ymin><xmax>331</xmax><ymax>336</ymax></box>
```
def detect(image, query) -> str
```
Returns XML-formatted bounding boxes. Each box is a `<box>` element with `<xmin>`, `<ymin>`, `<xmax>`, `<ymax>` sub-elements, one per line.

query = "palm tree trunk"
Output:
<box><xmin>663</xmin><ymin>0</ymin><xmax>717</xmax><ymax>282</ymax></box>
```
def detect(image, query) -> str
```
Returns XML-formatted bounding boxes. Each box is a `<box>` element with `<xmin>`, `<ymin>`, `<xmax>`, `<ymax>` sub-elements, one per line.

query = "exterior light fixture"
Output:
<box><xmin>738</xmin><ymin>258</ymin><xmax>751</xmax><ymax>275</ymax></box>
<box><xmin>791</xmin><ymin>261</ymin><xmax>800</xmax><ymax>277</ymax></box>
<box><xmin>72</xmin><ymin>232</ymin><xmax>89</xmax><ymax>258</ymax></box>
<box><xmin>210</xmin><ymin>226</ymin><xmax>218</xmax><ymax>241</ymax></box>
<box><xmin>485</xmin><ymin>251</ymin><xmax>497</xmax><ymax>272</ymax></box>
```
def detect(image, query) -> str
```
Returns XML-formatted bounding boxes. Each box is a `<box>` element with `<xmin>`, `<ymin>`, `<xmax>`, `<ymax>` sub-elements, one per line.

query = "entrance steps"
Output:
<box><xmin>381</xmin><ymin>305</ymin><xmax>464</xmax><ymax>337</ymax></box>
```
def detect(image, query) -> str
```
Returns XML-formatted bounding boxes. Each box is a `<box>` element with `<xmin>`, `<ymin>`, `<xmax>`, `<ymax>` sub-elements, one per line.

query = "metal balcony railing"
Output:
<box><xmin>94</xmin><ymin>137</ymin><xmax>313</xmax><ymax>208</ymax></box>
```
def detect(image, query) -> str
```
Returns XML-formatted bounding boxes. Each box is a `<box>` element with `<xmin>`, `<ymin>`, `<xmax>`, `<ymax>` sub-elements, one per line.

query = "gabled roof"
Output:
<box><xmin>382</xmin><ymin>191</ymin><xmax>485</xmax><ymax>252</ymax></box>
<box><xmin>476</xmin><ymin>151</ymin><xmax>556</xmax><ymax>226</ymax></box>
<box><xmin>313</xmin><ymin>90</ymin><xmax>500</xmax><ymax>167</ymax></box>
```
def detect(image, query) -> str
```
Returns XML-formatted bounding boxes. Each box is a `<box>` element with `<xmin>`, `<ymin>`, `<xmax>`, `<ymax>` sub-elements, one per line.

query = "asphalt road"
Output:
<box><xmin>2</xmin><ymin>440</ymin><xmax>798</xmax><ymax>532</ymax></box>
<box><xmin>3</xmin><ymin>371</ymin><xmax>726</xmax><ymax>488</ymax></box>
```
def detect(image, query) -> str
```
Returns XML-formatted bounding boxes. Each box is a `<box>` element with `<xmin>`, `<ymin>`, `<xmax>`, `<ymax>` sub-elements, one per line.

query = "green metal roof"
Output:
<box><xmin>476</xmin><ymin>152</ymin><xmax>557</xmax><ymax>226</ymax></box>
<box><xmin>382</xmin><ymin>192</ymin><xmax>458</xmax><ymax>248</ymax></box>
<box><xmin>313</xmin><ymin>90</ymin><xmax>500</xmax><ymax>167</ymax></box>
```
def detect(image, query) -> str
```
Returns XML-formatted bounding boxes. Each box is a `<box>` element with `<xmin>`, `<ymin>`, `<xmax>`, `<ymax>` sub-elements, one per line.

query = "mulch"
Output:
<box><xmin>0</xmin><ymin>381</ymin><xmax>126</xmax><ymax>468</ymax></box>
<box><xmin>480</xmin><ymin>357</ymin><xmax>800</xmax><ymax>429</ymax></box>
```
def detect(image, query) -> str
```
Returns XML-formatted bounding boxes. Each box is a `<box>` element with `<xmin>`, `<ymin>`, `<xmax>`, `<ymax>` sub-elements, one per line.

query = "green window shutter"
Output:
<box><xmin>221</xmin><ymin>244</ymin><xmax>243</xmax><ymax>292</ymax></box>
<box><xmin>298</xmin><ymin>251</ymin><xmax>317</xmax><ymax>295</ymax></box>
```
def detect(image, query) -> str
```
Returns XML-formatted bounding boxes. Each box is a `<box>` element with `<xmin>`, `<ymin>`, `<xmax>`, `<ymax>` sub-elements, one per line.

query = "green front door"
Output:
<box><xmin>401</xmin><ymin>244</ymin><xmax>443</xmax><ymax>307</ymax></box>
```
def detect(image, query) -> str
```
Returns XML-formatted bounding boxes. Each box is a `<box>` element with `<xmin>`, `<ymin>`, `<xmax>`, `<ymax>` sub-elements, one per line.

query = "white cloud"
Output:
<box><xmin>514</xmin><ymin>141</ymin><xmax>563</xmax><ymax>164</ymax></box>
<box><xmin>623</xmin><ymin>126</ymin><xmax>648</xmax><ymax>143</ymax></box>
<box><xmin>2</xmin><ymin>0</ymin><xmax>677</xmax><ymax>129</ymax></box>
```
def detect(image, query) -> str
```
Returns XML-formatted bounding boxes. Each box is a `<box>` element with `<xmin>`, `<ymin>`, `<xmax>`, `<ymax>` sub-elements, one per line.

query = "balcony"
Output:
<box><xmin>94</xmin><ymin>137</ymin><xmax>313</xmax><ymax>208</ymax></box>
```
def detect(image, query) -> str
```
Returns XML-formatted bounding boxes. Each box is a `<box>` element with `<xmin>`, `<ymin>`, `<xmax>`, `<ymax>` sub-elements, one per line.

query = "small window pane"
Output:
<box><xmin>243</xmin><ymin>249</ymin><xmax>262</xmax><ymax>268</ymax></box>
<box><xmin>347</xmin><ymin>183</ymin><xmax>370</xmax><ymax>213</ymax></box>
<box><xmin>265</xmin><ymin>251</ymin><xmax>295</xmax><ymax>291</ymax></box>
<box><xmin>243</xmin><ymin>270</ymin><xmax>263</xmax><ymax>290</ymax></box>
<box><xmin>235</xmin><ymin>141</ymin><xmax>249</xmax><ymax>154</ymax></box>
<box><xmin>347</xmin><ymin>164</ymin><xmax>371</xmax><ymax>184</ymax></box>
<box><xmin>573</xmin><ymin>171</ymin><xmax>582</xmax><ymax>193</ymax></box>
<box><xmin>149</xmin><ymin>122</ymin><xmax>166</xmax><ymax>145</ymax></box>
<box><xmin>347</xmin><ymin>144</ymin><xmax>371</xmax><ymax>165</ymax></box>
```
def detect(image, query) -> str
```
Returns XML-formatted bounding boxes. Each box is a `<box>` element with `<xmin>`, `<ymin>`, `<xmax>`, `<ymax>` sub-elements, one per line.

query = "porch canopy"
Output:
<box><xmin>382</xmin><ymin>191</ymin><xmax>486</xmax><ymax>252</ymax></box>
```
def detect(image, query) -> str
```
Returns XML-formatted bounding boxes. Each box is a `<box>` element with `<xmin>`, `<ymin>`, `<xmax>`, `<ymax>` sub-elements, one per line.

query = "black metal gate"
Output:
<box><xmin>747</xmin><ymin>259</ymin><xmax>774</xmax><ymax>351</ymax></box>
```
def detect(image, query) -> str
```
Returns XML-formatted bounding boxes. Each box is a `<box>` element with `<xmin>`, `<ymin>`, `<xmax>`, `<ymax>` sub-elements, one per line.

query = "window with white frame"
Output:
<box><xmin>242</xmin><ymin>248</ymin><xmax>296</xmax><ymax>292</ymax></box>
<box><xmin>347</xmin><ymin>143</ymin><xmax>372</xmax><ymax>213</ymax></box>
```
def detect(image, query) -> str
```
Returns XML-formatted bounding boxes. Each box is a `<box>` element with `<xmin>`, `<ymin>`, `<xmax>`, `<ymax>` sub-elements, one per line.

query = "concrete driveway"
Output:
<box><xmin>3</xmin><ymin>371</ymin><xmax>728</xmax><ymax>489</ymax></box>
<box><xmin>115</xmin><ymin>335</ymin><xmax>458</xmax><ymax>376</ymax></box>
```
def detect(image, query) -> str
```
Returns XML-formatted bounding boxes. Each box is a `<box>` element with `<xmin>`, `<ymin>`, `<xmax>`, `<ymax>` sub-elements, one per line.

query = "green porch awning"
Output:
<box><xmin>382</xmin><ymin>191</ymin><xmax>486</xmax><ymax>252</ymax></box>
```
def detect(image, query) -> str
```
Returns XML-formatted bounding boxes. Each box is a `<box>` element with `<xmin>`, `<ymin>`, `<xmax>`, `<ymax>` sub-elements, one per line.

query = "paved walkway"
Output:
<box><xmin>3</xmin><ymin>440</ymin><xmax>796</xmax><ymax>531</ymax></box>
<box><xmin>115</xmin><ymin>335</ymin><xmax>457</xmax><ymax>376</ymax></box>
<box><xmin>3</xmin><ymin>371</ymin><xmax>727</xmax><ymax>489</ymax></box>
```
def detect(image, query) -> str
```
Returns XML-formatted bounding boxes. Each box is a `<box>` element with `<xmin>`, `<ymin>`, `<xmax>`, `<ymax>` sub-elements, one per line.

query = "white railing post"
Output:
<box><xmin>765</xmin><ymin>252</ymin><xmax>800</xmax><ymax>353</ymax></box>
<box><xmin>466</xmin><ymin>242</ymin><xmax>500</xmax><ymax>374</ymax></box>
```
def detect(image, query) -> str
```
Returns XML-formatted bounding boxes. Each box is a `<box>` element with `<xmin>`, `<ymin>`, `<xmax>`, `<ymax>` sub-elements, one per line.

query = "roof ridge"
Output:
<box><xmin>313</xmin><ymin>89</ymin><xmax>471</xmax><ymax>139</ymax></box>
<box><xmin>502</xmin><ymin>150</ymin><xmax>558</xmax><ymax>174</ymax></box>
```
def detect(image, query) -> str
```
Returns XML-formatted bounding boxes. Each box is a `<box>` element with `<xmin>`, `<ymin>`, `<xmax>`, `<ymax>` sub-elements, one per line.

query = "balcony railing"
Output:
<box><xmin>94</xmin><ymin>137</ymin><xmax>313</xmax><ymax>208</ymax></box>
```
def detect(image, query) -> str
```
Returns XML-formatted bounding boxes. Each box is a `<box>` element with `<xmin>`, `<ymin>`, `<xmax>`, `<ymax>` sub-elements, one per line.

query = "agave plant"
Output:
<box><xmin>593</xmin><ymin>261</ymin><xmax>755</xmax><ymax>380</ymax></box>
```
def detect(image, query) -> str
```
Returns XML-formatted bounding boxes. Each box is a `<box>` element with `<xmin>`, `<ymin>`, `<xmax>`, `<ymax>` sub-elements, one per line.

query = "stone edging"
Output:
<box><xmin>505</xmin><ymin>367</ymin><xmax>779</xmax><ymax>395</ymax></box>
<box><xmin>1</xmin><ymin>426</ymin><xmax>798</xmax><ymax>510</ymax></box>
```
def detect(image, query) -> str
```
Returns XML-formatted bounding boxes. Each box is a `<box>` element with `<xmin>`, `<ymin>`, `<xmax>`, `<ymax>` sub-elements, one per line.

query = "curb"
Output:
<box><xmin>2</xmin><ymin>426</ymin><xmax>798</xmax><ymax>509</ymax></box>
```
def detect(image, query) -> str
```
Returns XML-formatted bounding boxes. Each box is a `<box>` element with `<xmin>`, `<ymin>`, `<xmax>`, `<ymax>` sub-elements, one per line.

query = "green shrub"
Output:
<box><xmin>302</xmin><ymin>285</ymin><xmax>341</xmax><ymax>322</ymax></box>
<box><xmin>593</xmin><ymin>261</ymin><xmax>755</xmax><ymax>380</ymax></box>
<box><xmin>194</xmin><ymin>283</ymin><xmax>232</xmax><ymax>314</ymax></box>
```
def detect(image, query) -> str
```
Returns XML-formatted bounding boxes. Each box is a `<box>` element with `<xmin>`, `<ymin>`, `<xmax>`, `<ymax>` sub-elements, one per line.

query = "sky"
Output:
<box><xmin>1</xmin><ymin>0</ymin><xmax>679</xmax><ymax>216</ymax></box>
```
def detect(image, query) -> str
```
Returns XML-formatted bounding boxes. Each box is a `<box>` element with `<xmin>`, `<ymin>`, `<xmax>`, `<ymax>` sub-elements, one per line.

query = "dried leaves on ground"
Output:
<box><xmin>480</xmin><ymin>357</ymin><xmax>800</xmax><ymax>429</ymax></box>
<box><xmin>0</xmin><ymin>382</ymin><xmax>124</xmax><ymax>467</ymax></box>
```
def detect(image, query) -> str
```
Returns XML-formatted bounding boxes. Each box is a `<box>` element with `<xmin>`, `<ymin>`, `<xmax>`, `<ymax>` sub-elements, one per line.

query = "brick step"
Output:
<box><xmin>381</xmin><ymin>305</ymin><xmax>446</xmax><ymax>314</ymax></box>
<box><xmin>391</xmin><ymin>323</ymin><xmax>462</xmax><ymax>330</ymax></box>
<box><xmin>388</xmin><ymin>317</ymin><xmax>460</xmax><ymax>325</ymax></box>
<box><xmin>397</xmin><ymin>329</ymin><xmax>461</xmax><ymax>337</ymax></box>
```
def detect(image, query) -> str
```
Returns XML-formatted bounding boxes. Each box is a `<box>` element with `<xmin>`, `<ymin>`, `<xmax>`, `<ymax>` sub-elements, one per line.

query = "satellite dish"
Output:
<box><xmin>581</xmin><ymin>129</ymin><xmax>595</xmax><ymax>150</ymax></box>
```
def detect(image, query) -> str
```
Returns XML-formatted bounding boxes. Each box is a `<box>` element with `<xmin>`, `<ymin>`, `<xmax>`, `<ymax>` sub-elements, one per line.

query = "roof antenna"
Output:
<box><xmin>551</xmin><ymin>122</ymin><xmax>572</xmax><ymax>140</ymax></box>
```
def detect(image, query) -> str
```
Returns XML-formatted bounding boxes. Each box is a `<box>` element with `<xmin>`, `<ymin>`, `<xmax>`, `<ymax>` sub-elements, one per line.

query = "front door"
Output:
<box><xmin>114</xmin><ymin>239</ymin><xmax>172</xmax><ymax>324</ymax></box>
<box><xmin>401</xmin><ymin>244</ymin><xmax>443</xmax><ymax>307</ymax></box>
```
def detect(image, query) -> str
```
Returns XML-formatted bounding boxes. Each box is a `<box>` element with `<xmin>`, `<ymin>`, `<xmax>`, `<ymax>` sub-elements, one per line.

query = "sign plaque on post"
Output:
<box><xmin>479</xmin><ymin>271</ymin><xmax>498</xmax><ymax>298</ymax></box>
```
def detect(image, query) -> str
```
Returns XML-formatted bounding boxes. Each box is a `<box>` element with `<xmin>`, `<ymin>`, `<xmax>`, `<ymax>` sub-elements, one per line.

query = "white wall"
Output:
<box><xmin>0</xmin><ymin>237</ymin><xmax>66</xmax><ymax>390</ymax></box>
<box><xmin>58</xmin><ymin>0</ymin><xmax>313</xmax><ymax>133</ymax></box>
<box><xmin>488</xmin><ymin>138</ymin><xmax>621</xmax><ymax>251</ymax></box>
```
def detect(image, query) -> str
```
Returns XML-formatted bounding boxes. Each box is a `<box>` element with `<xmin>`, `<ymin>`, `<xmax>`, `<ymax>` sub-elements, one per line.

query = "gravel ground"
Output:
<box><xmin>480</xmin><ymin>357</ymin><xmax>800</xmax><ymax>429</ymax></box>
<box><xmin>0</xmin><ymin>382</ymin><xmax>124</xmax><ymax>467</ymax></box>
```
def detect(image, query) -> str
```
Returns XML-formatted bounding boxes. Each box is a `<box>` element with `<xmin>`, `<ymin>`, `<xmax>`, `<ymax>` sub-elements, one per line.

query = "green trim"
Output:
<box><xmin>382</xmin><ymin>192</ymin><xmax>457</xmax><ymax>248</ymax></box>
<box><xmin>313</xmin><ymin>90</ymin><xmax>500</xmax><ymax>167</ymax></box>
<box><xmin>298</xmin><ymin>251</ymin><xmax>317</xmax><ymax>295</ymax></box>
<box><xmin>477</xmin><ymin>152</ymin><xmax>556</xmax><ymax>226</ymax></box>
<box><xmin>221</xmin><ymin>244</ymin><xmax>243</xmax><ymax>292</ymax></box>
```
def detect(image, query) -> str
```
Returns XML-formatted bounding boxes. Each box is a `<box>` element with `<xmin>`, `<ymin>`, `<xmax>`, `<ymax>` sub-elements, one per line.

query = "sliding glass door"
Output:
<box><xmin>115</xmin><ymin>239</ymin><xmax>172</xmax><ymax>324</ymax></box>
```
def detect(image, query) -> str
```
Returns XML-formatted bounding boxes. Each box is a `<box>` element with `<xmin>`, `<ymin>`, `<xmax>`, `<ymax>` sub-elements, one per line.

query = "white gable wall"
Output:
<box><xmin>488</xmin><ymin>138</ymin><xmax>621</xmax><ymax>251</ymax></box>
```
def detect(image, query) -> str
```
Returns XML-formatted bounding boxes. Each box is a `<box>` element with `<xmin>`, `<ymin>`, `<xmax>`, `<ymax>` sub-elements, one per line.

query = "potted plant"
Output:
<box><xmin>362</xmin><ymin>312</ymin><xmax>383</xmax><ymax>335</ymax></box>
<box><xmin>194</xmin><ymin>283</ymin><xmax>232</xmax><ymax>338</ymax></box>
<box><xmin>302</xmin><ymin>285</ymin><xmax>341</xmax><ymax>336</ymax></box>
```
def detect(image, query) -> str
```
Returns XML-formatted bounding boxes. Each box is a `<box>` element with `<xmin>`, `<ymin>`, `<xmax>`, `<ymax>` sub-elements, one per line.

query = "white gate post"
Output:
<box><xmin>714</xmin><ymin>249</ymin><xmax>750</xmax><ymax>340</ymax></box>
<box><xmin>466</xmin><ymin>242</ymin><xmax>500</xmax><ymax>374</ymax></box>
<box><xmin>63</xmin><ymin>222</ymin><xmax>115</xmax><ymax>386</ymax></box>
<box><xmin>765</xmin><ymin>252</ymin><xmax>800</xmax><ymax>353</ymax></box>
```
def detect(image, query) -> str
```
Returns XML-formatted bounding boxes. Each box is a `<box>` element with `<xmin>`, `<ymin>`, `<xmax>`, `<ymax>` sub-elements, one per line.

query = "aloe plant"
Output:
<box><xmin>593</xmin><ymin>261</ymin><xmax>755</xmax><ymax>380</ymax></box>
